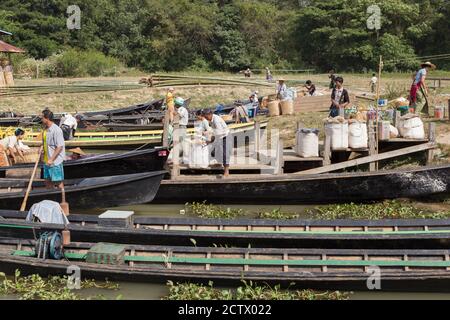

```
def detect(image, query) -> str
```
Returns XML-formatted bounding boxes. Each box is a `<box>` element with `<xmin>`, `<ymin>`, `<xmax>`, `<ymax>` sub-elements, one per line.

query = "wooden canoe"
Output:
<box><xmin>23</xmin><ymin>121</ymin><xmax>267</xmax><ymax>150</ymax></box>
<box><xmin>155</xmin><ymin>164</ymin><xmax>450</xmax><ymax>204</ymax></box>
<box><xmin>0</xmin><ymin>147</ymin><xmax>169</xmax><ymax>179</ymax></box>
<box><xmin>0</xmin><ymin>171</ymin><xmax>165</xmax><ymax>210</ymax></box>
<box><xmin>1</xmin><ymin>213</ymin><xmax>450</xmax><ymax>249</ymax></box>
<box><xmin>1</xmin><ymin>239</ymin><xmax>450</xmax><ymax>291</ymax></box>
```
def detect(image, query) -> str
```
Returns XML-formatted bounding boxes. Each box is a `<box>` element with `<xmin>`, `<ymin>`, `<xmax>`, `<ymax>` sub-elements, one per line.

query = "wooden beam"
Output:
<box><xmin>274</xmin><ymin>137</ymin><xmax>284</xmax><ymax>175</ymax></box>
<box><xmin>368</xmin><ymin>120</ymin><xmax>377</xmax><ymax>172</ymax></box>
<box><xmin>295</xmin><ymin>142</ymin><xmax>436</xmax><ymax>175</ymax></box>
<box><xmin>170</xmin><ymin>114</ymin><xmax>180</xmax><ymax>180</ymax></box>
<box><xmin>323</xmin><ymin>134</ymin><xmax>331</xmax><ymax>166</ymax></box>
<box><xmin>162</xmin><ymin>110</ymin><xmax>170</xmax><ymax>148</ymax></box>
<box><xmin>427</xmin><ymin>122</ymin><xmax>437</xmax><ymax>165</ymax></box>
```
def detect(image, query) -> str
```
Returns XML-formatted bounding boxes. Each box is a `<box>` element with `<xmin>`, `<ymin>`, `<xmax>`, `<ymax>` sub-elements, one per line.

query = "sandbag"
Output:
<box><xmin>389</xmin><ymin>125</ymin><xmax>399</xmax><ymax>139</ymax></box>
<box><xmin>268</xmin><ymin>100</ymin><xmax>280</xmax><ymax>117</ymax></box>
<box><xmin>398</xmin><ymin>114</ymin><xmax>425</xmax><ymax>139</ymax></box>
<box><xmin>325</xmin><ymin>122</ymin><xmax>349</xmax><ymax>150</ymax></box>
<box><xmin>189</xmin><ymin>142</ymin><xmax>209</xmax><ymax>169</ymax></box>
<box><xmin>348</xmin><ymin>121</ymin><xmax>368</xmax><ymax>149</ymax></box>
<box><xmin>0</xmin><ymin>72</ymin><xmax>5</xmax><ymax>87</ymax></box>
<box><xmin>4</xmin><ymin>71</ymin><xmax>14</xmax><ymax>86</ymax></box>
<box><xmin>378</xmin><ymin>121</ymin><xmax>391</xmax><ymax>141</ymax></box>
<box><xmin>296</xmin><ymin>129</ymin><xmax>319</xmax><ymax>158</ymax></box>
<box><xmin>280</xmin><ymin>100</ymin><xmax>294</xmax><ymax>115</ymax></box>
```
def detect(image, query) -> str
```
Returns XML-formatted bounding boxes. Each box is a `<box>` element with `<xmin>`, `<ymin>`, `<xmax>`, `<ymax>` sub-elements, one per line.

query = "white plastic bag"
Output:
<box><xmin>399</xmin><ymin>115</ymin><xmax>425</xmax><ymax>139</ymax></box>
<box><xmin>189</xmin><ymin>142</ymin><xmax>210</xmax><ymax>169</ymax></box>
<box><xmin>325</xmin><ymin>122</ymin><xmax>349</xmax><ymax>150</ymax></box>
<box><xmin>348</xmin><ymin>121</ymin><xmax>368</xmax><ymax>149</ymax></box>
<box><xmin>296</xmin><ymin>129</ymin><xmax>319</xmax><ymax>158</ymax></box>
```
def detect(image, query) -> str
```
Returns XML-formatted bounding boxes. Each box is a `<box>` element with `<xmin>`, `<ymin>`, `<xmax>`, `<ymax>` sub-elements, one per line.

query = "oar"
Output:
<box><xmin>20</xmin><ymin>146</ymin><xmax>43</xmax><ymax>212</ymax></box>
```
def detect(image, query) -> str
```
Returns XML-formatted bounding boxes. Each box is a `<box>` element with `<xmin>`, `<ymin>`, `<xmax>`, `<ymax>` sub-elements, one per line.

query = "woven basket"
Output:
<box><xmin>14</xmin><ymin>150</ymin><xmax>40</xmax><ymax>164</ymax></box>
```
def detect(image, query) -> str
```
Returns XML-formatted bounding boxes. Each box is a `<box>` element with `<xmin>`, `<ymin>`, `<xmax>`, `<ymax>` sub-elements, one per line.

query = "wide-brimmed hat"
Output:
<box><xmin>278</xmin><ymin>78</ymin><xmax>286</xmax><ymax>82</ymax></box>
<box><xmin>69</xmin><ymin>147</ymin><xmax>86</xmax><ymax>156</ymax></box>
<box><xmin>421</xmin><ymin>61</ymin><xmax>436</xmax><ymax>69</ymax></box>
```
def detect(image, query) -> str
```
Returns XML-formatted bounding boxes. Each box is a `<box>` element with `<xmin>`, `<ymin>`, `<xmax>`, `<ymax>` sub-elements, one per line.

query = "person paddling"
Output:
<box><xmin>41</xmin><ymin>109</ymin><xmax>65</xmax><ymax>190</ymax></box>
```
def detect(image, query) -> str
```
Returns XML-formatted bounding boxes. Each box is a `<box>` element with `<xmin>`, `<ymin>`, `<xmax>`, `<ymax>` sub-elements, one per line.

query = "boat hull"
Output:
<box><xmin>155</xmin><ymin>165</ymin><xmax>450</xmax><ymax>204</ymax></box>
<box><xmin>0</xmin><ymin>148</ymin><xmax>168</xmax><ymax>179</ymax></box>
<box><xmin>0</xmin><ymin>171</ymin><xmax>165</xmax><ymax>210</ymax></box>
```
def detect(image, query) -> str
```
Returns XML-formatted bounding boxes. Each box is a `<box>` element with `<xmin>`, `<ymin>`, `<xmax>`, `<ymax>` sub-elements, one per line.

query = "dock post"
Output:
<box><xmin>448</xmin><ymin>99</ymin><xmax>450</xmax><ymax>121</ymax></box>
<box><xmin>274</xmin><ymin>137</ymin><xmax>284</xmax><ymax>175</ymax></box>
<box><xmin>427</xmin><ymin>122</ymin><xmax>436</xmax><ymax>164</ymax></box>
<box><xmin>162</xmin><ymin>110</ymin><xmax>170</xmax><ymax>148</ymax></box>
<box><xmin>368</xmin><ymin>120</ymin><xmax>377</xmax><ymax>172</ymax></box>
<box><xmin>171</xmin><ymin>115</ymin><xmax>180</xmax><ymax>180</ymax></box>
<box><xmin>323</xmin><ymin>128</ymin><xmax>331</xmax><ymax>166</ymax></box>
<box><xmin>254</xmin><ymin>121</ymin><xmax>261</xmax><ymax>161</ymax></box>
<box><xmin>394</xmin><ymin>111</ymin><xmax>401</xmax><ymax>128</ymax></box>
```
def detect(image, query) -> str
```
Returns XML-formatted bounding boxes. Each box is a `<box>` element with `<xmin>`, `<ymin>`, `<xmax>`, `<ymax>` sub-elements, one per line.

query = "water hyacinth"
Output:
<box><xmin>164</xmin><ymin>280</ymin><xmax>350</xmax><ymax>300</ymax></box>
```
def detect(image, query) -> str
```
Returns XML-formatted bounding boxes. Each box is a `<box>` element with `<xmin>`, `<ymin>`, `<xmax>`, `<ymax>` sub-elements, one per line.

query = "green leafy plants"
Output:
<box><xmin>0</xmin><ymin>270</ymin><xmax>119</xmax><ymax>300</ymax></box>
<box><xmin>164</xmin><ymin>280</ymin><xmax>350</xmax><ymax>300</ymax></box>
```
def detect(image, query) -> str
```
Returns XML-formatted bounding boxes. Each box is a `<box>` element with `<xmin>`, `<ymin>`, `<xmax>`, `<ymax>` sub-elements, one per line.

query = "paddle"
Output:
<box><xmin>20</xmin><ymin>146</ymin><xmax>43</xmax><ymax>212</ymax></box>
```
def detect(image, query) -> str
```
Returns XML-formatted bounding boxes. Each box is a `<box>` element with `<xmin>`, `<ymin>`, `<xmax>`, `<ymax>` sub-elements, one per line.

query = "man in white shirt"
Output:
<box><xmin>204</xmin><ymin>109</ymin><xmax>231</xmax><ymax>177</ymax></box>
<box><xmin>276</xmin><ymin>79</ymin><xmax>287</xmax><ymax>100</ymax></box>
<box><xmin>60</xmin><ymin>113</ymin><xmax>79</xmax><ymax>140</ymax></box>
<box><xmin>370</xmin><ymin>73</ymin><xmax>378</xmax><ymax>93</ymax></box>
<box><xmin>175</xmin><ymin>97</ymin><xmax>189</xmax><ymax>129</ymax></box>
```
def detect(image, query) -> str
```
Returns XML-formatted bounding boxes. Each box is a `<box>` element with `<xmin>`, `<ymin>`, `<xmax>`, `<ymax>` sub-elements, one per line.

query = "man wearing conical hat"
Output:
<box><xmin>409</xmin><ymin>61</ymin><xmax>436</xmax><ymax>115</ymax></box>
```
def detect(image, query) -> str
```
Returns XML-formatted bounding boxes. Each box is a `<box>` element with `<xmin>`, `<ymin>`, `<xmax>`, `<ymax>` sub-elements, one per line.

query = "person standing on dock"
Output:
<box><xmin>276</xmin><ymin>78</ymin><xmax>288</xmax><ymax>100</ymax></box>
<box><xmin>204</xmin><ymin>109</ymin><xmax>231</xmax><ymax>177</ymax></box>
<box><xmin>409</xmin><ymin>61</ymin><xmax>436</xmax><ymax>115</ymax></box>
<box><xmin>305</xmin><ymin>80</ymin><xmax>316</xmax><ymax>96</ymax></box>
<box><xmin>166</xmin><ymin>88</ymin><xmax>175</xmax><ymax>123</ymax></box>
<box><xmin>41</xmin><ymin>109</ymin><xmax>65</xmax><ymax>191</ymax></box>
<box><xmin>265</xmin><ymin>67</ymin><xmax>273</xmax><ymax>81</ymax></box>
<box><xmin>175</xmin><ymin>97</ymin><xmax>189</xmax><ymax>163</ymax></box>
<box><xmin>329</xmin><ymin>77</ymin><xmax>350</xmax><ymax>118</ymax></box>
<box><xmin>370</xmin><ymin>73</ymin><xmax>378</xmax><ymax>94</ymax></box>
<box><xmin>329</xmin><ymin>70</ymin><xmax>337</xmax><ymax>90</ymax></box>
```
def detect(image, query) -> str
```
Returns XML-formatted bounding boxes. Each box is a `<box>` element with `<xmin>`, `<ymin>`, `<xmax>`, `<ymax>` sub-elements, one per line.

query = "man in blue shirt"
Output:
<box><xmin>410</xmin><ymin>62</ymin><xmax>436</xmax><ymax>115</ymax></box>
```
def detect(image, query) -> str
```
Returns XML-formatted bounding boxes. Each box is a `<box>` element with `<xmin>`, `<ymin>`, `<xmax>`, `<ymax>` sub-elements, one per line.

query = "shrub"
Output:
<box><xmin>15</xmin><ymin>49</ymin><xmax>124</xmax><ymax>78</ymax></box>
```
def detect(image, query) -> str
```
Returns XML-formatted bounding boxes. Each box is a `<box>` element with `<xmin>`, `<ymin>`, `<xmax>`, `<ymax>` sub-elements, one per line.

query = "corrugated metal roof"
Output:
<box><xmin>0</xmin><ymin>40</ymin><xmax>25</xmax><ymax>53</ymax></box>
<box><xmin>0</xmin><ymin>29</ymin><xmax>12</xmax><ymax>36</ymax></box>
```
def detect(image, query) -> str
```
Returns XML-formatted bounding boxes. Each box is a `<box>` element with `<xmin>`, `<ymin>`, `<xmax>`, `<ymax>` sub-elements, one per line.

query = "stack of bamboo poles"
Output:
<box><xmin>149</xmin><ymin>74</ymin><xmax>274</xmax><ymax>88</ymax></box>
<box><xmin>0</xmin><ymin>80</ymin><xmax>145</xmax><ymax>97</ymax></box>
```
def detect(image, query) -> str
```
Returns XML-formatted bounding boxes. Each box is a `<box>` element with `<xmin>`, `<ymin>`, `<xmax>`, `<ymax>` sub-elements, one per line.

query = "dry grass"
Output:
<box><xmin>1</xmin><ymin>73</ymin><xmax>449</xmax><ymax>158</ymax></box>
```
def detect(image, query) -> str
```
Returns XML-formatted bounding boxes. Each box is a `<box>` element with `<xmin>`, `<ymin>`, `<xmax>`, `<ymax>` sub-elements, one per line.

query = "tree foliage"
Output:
<box><xmin>0</xmin><ymin>0</ymin><xmax>448</xmax><ymax>72</ymax></box>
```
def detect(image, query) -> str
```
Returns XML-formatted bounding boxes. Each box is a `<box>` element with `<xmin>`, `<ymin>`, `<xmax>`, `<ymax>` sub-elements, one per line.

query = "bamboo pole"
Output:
<box><xmin>374</xmin><ymin>55</ymin><xmax>384</xmax><ymax>171</ymax></box>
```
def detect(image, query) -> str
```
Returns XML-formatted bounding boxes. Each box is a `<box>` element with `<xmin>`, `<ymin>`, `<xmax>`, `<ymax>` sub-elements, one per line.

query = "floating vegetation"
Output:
<box><xmin>187</xmin><ymin>202</ymin><xmax>244</xmax><ymax>219</ymax></box>
<box><xmin>187</xmin><ymin>201</ymin><xmax>449</xmax><ymax>221</ymax></box>
<box><xmin>164</xmin><ymin>280</ymin><xmax>350</xmax><ymax>300</ymax></box>
<box><xmin>0</xmin><ymin>270</ymin><xmax>120</xmax><ymax>300</ymax></box>
<box><xmin>310</xmin><ymin>200</ymin><xmax>450</xmax><ymax>220</ymax></box>
<box><xmin>257</xmin><ymin>208</ymin><xmax>300</xmax><ymax>220</ymax></box>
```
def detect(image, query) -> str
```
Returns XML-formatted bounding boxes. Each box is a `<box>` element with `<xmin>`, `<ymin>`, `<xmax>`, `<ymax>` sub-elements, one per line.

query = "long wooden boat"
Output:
<box><xmin>155</xmin><ymin>164</ymin><xmax>450</xmax><ymax>204</ymax></box>
<box><xmin>82</xmin><ymin>99</ymin><xmax>164</xmax><ymax>117</ymax></box>
<box><xmin>23</xmin><ymin>121</ymin><xmax>267</xmax><ymax>150</ymax></box>
<box><xmin>1</xmin><ymin>239</ymin><xmax>450</xmax><ymax>291</ymax></box>
<box><xmin>1</xmin><ymin>214</ymin><xmax>450</xmax><ymax>249</ymax></box>
<box><xmin>0</xmin><ymin>171</ymin><xmax>165</xmax><ymax>210</ymax></box>
<box><xmin>0</xmin><ymin>147</ymin><xmax>169</xmax><ymax>179</ymax></box>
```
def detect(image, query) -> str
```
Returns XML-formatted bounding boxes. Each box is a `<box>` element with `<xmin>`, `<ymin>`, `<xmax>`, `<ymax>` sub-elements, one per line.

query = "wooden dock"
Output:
<box><xmin>168</xmin><ymin>116</ymin><xmax>437</xmax><ymax>178</ymax></box>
